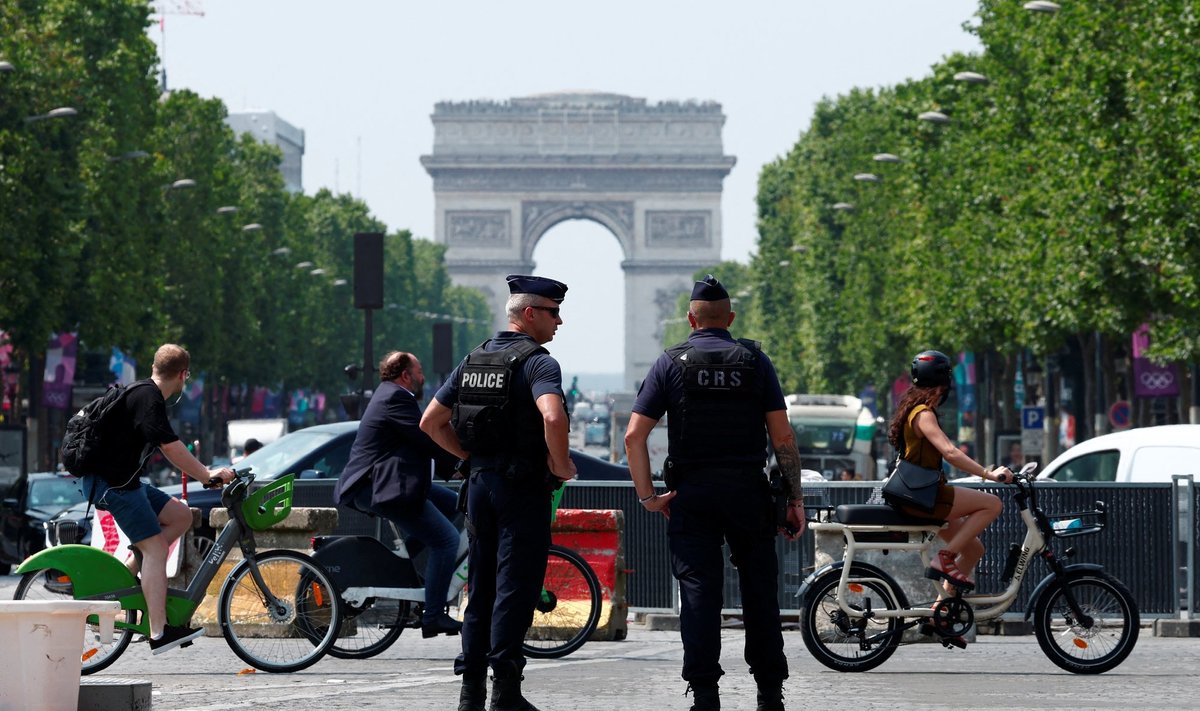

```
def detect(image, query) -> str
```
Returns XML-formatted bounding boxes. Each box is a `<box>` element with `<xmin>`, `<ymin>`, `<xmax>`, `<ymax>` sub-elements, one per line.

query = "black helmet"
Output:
<box><xmin>911</xmin><ymin>350</ymin><xmax>953</xmax><ymax>388</ymax></box>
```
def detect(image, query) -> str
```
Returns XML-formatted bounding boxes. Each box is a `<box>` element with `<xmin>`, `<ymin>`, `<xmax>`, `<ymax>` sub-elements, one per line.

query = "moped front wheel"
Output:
<box><xmin>14</xmin><ymin>569</ymin><xmax>135</xmax><ymax>675</ymax></box>
<box><xmin>218</xmin><ymin>550</ymin><xmax>342</xmax><ymax>672</ymax></box>
<box><xmin>799</xmin><ymin>566</ymin><xmax>903</xmax><ymax>672</ymax></box>
<box><xmin>1032</xmin><ymin>572</ymin><xmax>1139</xmax><ymax>674</ymax></box>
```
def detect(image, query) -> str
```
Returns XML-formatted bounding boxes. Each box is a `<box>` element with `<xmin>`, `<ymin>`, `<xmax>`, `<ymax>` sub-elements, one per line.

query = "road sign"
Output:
<box><xmin>1021</xmin><ymin>406</ymin><xmax>1045</xmax><ymax>454</ymax></box>
<box><xmin>1109</xmin><ymin>400</ymin><xmax>1132</xmax><ymax>431</ymax></box>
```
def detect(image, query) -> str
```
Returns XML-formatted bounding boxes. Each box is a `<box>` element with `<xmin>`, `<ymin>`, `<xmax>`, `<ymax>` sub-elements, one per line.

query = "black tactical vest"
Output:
<box><xmin>665</xmin><ymin>338</ymin><xmax>765</xmax><ymax>464</ymax></box>
<box><xmin>451</xmin><ymin>338</ymin><xmax>547</xmax><ymax>457</ymax></box>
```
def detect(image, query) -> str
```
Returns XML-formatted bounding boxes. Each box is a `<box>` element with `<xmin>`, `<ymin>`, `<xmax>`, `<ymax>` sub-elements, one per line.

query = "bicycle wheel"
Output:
<box><xmin>799</xmin><ymin>566</ymin><xmax>903</xmax><ymax>672</ymax></box>
<box><xmin>325</xmin><ymin>595</ymin><xmax>411</xmax><ymax>659</ymax></box>
<box><xmin>1032</xmin><ymin>572</ymin><xmax>1139</xmax><ymax>674</ymax></box>
<box><xmin>14</xmin><ymin>569</ymin><xmax>135</xmax><ymax>675</ymax></box>
<box><xmin>217</xmin><ymin>549</ymin><xmax>342</xmax><ymax>672</ymax></box>
<box><xmin>522</xmin><ymin>544</ymin><xmax>601</xmax><ymax>659</ymax></box>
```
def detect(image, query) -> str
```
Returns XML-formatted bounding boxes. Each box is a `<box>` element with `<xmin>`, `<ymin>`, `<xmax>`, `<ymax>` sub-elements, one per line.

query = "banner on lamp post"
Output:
<box><xmin>1132</xmin><ymin>324</ymin><xmax>1180</xmax><ymax>398</ymax></box>
<box><xmin>42</xmin><ymin>332</ymin><xmax>77</xmax><ymax>410</ymax></box>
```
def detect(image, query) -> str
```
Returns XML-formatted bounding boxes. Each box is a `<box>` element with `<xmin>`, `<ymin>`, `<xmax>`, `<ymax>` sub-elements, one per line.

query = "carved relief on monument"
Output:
<box><xmin>653</xmin><ymin>286</ymin><xmax>688</xmax><ymax>342</ymax></box>
<box><xmin>645</xmin><ymin>210</ymin><xmax>711</xmax><ymax>248</ymax></box>
<box><xmin>446</xmin><ymin>210</ymin><xmax>511</xmax><ymax>247</ymax></box>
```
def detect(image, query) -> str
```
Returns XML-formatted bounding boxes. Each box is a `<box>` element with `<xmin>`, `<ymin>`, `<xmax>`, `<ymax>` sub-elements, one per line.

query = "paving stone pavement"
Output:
<box><xmin>4</xmin><ymin>575</ymin><xmax>1200</xmax><ymax>710</ymax></box>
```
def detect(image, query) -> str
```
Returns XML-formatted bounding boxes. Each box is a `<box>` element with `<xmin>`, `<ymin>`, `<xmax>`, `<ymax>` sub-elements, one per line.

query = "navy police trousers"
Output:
<box><xmin>668</xmin><ymin>468</ymin><xmax>788</xmax><ymax>685</ymax></box>
<box><xmin>454</xmin><ymin>466</ymin><xmax>552</xmax><ymax>679</ymax></box>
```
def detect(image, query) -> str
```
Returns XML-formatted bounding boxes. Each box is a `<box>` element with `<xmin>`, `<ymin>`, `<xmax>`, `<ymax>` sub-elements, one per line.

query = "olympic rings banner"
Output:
<box><xmin>1131</xmin><ymin>324</ymin><xmax>1180</xmax><ymax>398</ymax></box>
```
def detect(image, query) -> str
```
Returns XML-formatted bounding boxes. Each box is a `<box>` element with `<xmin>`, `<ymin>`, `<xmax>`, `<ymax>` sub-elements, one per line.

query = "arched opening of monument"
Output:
<box><xmin>531</xmin><ymin>219</ymin><xmax>626</xmax><ymax>395</ymax></box>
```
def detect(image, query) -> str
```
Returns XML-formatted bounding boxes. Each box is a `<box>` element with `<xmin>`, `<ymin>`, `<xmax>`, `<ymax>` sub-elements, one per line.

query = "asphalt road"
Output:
<box><xmin>5</xmin><ymin>574</ymin><xmax>1200</xmax><ymax>710</ymax></box>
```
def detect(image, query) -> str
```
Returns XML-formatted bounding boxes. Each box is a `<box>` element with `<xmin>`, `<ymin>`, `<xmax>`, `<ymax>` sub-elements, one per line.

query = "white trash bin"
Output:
<box><xmin>0</xmin><ymin>599</ymin><xmax>122</xmax><ymax>711</ymax></box>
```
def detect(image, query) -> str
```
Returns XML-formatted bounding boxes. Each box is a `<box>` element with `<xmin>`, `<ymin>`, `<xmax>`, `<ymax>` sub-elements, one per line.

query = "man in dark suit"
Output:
<box><xmin>333</xmin><ymin>351</ymin><xmax>463</xmax><ymax>637</ymax></box>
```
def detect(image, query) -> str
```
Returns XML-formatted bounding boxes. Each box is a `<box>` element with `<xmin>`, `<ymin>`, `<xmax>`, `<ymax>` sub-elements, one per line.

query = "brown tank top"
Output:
<box><xmin>902</xmin><ymin>404</ymin><xmax>942</xmax><ymax>470</ymax></box>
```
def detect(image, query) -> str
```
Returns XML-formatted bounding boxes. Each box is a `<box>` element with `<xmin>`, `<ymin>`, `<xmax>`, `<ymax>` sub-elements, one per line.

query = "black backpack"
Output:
<box><xmin>60</xmin><ymin>382</ymin><xmax>148</xmax><ymax>479</ymax></box>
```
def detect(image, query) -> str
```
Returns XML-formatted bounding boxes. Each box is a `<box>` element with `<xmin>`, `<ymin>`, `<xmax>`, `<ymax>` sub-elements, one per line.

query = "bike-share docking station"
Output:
<box><xmin>0</xmin><ymin>599</ymin><xmax>148</xmax><ymax>711</ymax></box>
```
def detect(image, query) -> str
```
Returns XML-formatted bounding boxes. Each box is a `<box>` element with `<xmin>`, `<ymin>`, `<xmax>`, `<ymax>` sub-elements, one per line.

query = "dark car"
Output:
<box><xmin>43</xmin><ymin>420</ymin><xmax>631</xmax><ymax>549</ymax></box>
<box><xmin>1</xmin><ymin>471</ymin><xmax>86</xmax><ymax>572</ymax></box>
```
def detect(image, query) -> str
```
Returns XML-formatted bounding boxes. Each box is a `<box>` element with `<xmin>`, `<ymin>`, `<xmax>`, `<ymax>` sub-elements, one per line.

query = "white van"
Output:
<box><xmin>1037</xmin><ymin>424</ymin><xmax>1200</xmax><ymax>483</ymax></box>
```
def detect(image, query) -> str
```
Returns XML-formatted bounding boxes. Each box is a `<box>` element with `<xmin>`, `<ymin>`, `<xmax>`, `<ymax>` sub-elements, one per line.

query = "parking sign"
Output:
<box><xmin>1022</xmin><ymin>407</ymin><xmax>1044</xmax><ymax>431</ymax></box>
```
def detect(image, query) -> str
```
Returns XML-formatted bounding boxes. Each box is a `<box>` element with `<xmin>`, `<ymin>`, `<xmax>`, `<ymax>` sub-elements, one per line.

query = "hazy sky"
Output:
<box><xmin>152</xmin><ymin>0</ymin><xmax>981</xmax><ymax>383</ymax></box>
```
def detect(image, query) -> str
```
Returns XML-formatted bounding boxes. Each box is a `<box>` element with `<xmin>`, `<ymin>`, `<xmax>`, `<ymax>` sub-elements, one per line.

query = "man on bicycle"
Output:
<box><xmin>76</xmin><ymin>344</ymin><xmax>234</xmax><ymax>653</ymax></box>
<box><xmin>333</xmin><ymin>351</ymin><xmax>463</xmax><ymax>638</ymax></box>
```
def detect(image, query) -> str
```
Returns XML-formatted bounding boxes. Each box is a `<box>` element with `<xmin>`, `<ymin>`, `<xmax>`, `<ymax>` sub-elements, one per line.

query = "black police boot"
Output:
<box><xmin>457</xmin><ymin>673</ymin><xmax>487</xmax><ymax>711</ymax></box>
<box><xmin>686</xmin><ymin>682</ymin><xmax>720</xmax><ymax>711</ymax></box>
<box><xmin>754</xmin><ymin>677</ymin><xmax>785</xmax><ymax>711</ymax></box>
<box><xmin>489</xmin><ymin>675</ymin><xmax>540</xmax><ymax>711</ymax></box>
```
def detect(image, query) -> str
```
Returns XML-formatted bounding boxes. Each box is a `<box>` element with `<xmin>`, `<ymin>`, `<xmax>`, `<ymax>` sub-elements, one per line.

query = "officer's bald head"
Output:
<box><xmin>688</xmin><ymin>298</ymin><xmax>733</xmax><ymax>328</ymax></box>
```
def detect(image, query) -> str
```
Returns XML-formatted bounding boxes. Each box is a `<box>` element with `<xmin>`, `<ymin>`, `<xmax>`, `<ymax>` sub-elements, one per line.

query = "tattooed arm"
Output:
<box><xmin>766</xmin><ymin>410</ymin><xmax>806</xmax><ymax>536</ymax></box>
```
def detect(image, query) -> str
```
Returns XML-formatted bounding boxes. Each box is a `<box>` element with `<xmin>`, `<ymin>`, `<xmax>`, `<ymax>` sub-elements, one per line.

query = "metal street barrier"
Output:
<box><xmin>287</xmin><ymin>478</ymin><xmax>1188</xmax><ymax>618</ymax></box>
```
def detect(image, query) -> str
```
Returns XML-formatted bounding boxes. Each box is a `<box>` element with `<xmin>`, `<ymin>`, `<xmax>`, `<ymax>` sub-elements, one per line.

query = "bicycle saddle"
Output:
<box><xmin>835</xmin><ymin>504</ymin><xmax>944</xmax><ymax>526</ymax></box>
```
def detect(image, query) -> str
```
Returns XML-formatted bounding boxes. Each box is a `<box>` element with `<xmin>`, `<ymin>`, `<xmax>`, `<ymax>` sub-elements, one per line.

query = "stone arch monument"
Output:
<box><xmin>421</xmin><ymin>92</ymin><xmax>736</xmax><ymax>388</ymax></box>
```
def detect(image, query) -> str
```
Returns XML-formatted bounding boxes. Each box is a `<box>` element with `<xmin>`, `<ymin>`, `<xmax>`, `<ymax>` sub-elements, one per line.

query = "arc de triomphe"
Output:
<box><xmin>420</xmin><ymin>92</ymin><xmax>735</xmax><ymax>389</ymax></box>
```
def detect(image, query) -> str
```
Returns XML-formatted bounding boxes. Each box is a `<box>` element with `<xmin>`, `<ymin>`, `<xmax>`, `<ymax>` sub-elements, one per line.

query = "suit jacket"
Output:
<box><xmin>333</xmin><ymin>381</ymin><xmax>456</xmax><ymax>513</ymax></box>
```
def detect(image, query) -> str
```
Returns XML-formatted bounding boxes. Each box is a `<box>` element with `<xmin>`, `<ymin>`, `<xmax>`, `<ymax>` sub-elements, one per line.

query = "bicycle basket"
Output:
<box><xmin>241</xmin><ymin>474</ymin><xmax>295</xmax><ymax>531</ymax></box>
<box><xmin>1047</xmin><ymin>502</ymin><xmax>1106</xmax><ymax>538</ymax></box>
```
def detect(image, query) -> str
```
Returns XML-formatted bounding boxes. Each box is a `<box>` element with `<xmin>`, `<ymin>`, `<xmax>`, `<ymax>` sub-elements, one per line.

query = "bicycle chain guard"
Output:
<box><xmin>931</xmin><ymin>597</ymin><xmax>974</xmax><ymax>637</ymax></box>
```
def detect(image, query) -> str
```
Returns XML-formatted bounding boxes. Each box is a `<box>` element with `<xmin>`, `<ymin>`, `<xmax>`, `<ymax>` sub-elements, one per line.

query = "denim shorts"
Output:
<box><xmin>78</xmin><ymin>475</ymin><xmax>172</xmax><ymax>544</ymax></box>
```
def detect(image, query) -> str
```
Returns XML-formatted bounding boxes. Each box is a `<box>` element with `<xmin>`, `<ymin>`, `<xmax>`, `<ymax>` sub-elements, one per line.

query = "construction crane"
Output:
<box><xmin>153</xmin><ymin>0</ymin><xmax>204</xmax><ymax>92</ymax></box>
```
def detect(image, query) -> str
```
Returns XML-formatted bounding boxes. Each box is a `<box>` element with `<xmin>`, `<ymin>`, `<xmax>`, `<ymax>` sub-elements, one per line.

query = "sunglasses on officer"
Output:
<box><xmin>529</xmin><ymin>305</ymin><xmax>561</xmax><ymax>318</ymax></box>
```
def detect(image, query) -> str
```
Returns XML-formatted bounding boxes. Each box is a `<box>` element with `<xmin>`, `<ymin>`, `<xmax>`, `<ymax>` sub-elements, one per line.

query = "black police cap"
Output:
<box><xmin>506</xmin><ymin>274</ymin><xmax>568</xmax><ymax>303</ymax></box>
<box><xmin>690</xmin><ymin>274</ymin><xmax>729</xmax><ymax>301</ymax></box>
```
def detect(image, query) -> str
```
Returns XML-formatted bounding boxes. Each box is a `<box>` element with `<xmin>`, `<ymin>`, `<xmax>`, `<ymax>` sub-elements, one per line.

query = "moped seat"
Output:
<box><xmin>835</xmin><ymin>504</ymin><xmax>944</xmax><ymax>526</ymax></box>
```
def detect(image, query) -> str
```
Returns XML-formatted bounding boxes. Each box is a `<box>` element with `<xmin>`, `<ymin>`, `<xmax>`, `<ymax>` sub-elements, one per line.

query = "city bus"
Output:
<box><xmin>785</xmin><ymin>394</ymin><xmax>880</xmax><ymax>480</ymax></box>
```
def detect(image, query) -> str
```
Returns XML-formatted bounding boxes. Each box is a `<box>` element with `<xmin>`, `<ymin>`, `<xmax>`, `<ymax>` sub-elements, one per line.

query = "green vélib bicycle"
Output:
<box><xmin>12</xmin><ymin>470</ymin><xmax>343</xmax><ymax>673</ymax></box>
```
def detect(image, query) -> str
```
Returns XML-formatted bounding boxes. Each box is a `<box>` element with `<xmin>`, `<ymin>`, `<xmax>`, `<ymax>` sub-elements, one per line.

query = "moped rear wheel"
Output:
<box><xmin>800</xmin><ymin>566</ymin><xmax>903</xmax><ymax>672</ymax></box>
<box><xmin>218</xmin><ymin>550</ymin><xmax>341</xmax><ymax>672</ymax></box>
<box><xmin>1032</xmin><ymin>572</ymin><xmax>1139</xmax><ymax>674</ymax></box>
<box><xmin>14</xmin><ymin>569</ymin><xmax>135</xmax><ymax>674</ymax></box>
<box><xmin>324</xmin><ymin>597</ymin><xmax>410</xmax><ymax>659</ymax></box>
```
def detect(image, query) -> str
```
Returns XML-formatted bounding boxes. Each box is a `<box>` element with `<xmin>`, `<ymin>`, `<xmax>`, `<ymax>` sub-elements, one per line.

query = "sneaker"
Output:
<box><xmin>149</xmin><ymin>625</ymin><xmax>204</xmax><ymax>655</ymax></box>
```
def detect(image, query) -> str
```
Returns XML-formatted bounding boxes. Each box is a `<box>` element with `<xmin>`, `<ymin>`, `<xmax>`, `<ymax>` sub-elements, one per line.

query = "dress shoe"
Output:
<box><xmin>422</xmin><ymin>613</ymin><xmax>463</xmax><ymax>638</ymax></box>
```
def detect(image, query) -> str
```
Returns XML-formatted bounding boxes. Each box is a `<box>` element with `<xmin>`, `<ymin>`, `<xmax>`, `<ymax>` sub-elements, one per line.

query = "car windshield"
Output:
<box><xmin>235</xmin><ymin>430</ymin><xmax>340</xmax><ymax>480</ymax></box>
<box><xmin>28</xmin><ymin>477</ymin><xmax>85</xmax><ymax>511</ymax></box>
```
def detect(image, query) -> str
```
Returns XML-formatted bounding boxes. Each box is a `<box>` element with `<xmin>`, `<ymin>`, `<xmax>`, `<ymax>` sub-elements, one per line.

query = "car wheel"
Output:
<box><xmin>189</xmin><ymin>535</ymin><xmax>215</xmax><ymax>565</ymax></box>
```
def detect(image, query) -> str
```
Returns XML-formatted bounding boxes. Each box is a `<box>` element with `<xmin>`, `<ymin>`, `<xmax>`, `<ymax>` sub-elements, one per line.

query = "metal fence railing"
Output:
<box><xmin>287</xmin><ymin>478</ymin><xmax>1186</xmax><ymax>618</ymax></box>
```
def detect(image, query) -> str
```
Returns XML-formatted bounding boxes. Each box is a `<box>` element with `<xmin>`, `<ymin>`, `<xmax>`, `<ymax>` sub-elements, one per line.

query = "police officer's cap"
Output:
<box><xmin>506</xmin><ymin>274</ymin><xmax>568</xmax><ymax>303</ymax></box>
<box><xmin>690</xmin><ymin>274</ymin><xmax>729</xmax><ymax>302</ymax></box>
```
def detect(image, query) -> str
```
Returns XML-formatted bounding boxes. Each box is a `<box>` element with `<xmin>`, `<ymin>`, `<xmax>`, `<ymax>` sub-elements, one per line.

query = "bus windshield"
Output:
<box><xmin>791</xmin><ymin>422</ymin><xmax>856</xmax><ymax>455</ymax></box>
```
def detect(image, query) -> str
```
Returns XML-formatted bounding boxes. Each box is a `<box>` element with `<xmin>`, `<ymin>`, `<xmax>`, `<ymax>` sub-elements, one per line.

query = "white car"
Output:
<box><xmin>1037</xmin><ymin>424</ymin><xmax>1200</xmax><ymax>483</ymax></box>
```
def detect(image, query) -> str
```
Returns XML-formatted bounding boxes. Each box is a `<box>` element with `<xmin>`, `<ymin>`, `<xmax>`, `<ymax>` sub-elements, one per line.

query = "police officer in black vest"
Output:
<box><xmin>421</xmin><ymin>274</ymin><xmax>576</xmax><ymax>711</ymax></box>
<box><xmin>625</xmin><ymin>275</ymin><xmax>806</xmax><ymax>711</ymax></box>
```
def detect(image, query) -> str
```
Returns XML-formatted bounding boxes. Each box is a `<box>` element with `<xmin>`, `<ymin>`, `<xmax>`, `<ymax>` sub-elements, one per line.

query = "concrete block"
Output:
<box><xmin>1154</xmin><ymin>618</ymin><xmax>1200</xmax><ymax>637</ymax></box>
<box><xmin>208</xmin><ymin>507</ymin><xmax>338</xmax><ymax>557</ymax></box>
<box><xmin>643</xmin><ymin>613</ymin><xmax>681</xmax><ymax>631</ymax></box>
<box><xmin>78</xmin><ymin>676</ymin><xmax>152</xmax><ymax>711</ymax></box>
<box><xmin>978</xmin><ymin>619</ymin><xmax>1033</xmax><ymax>636</ymax></box>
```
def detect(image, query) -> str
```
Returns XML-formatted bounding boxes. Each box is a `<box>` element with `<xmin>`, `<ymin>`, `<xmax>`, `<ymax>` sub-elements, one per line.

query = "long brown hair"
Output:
<box><xmin>888</xmin><ymin>384</ymin><xmax>949</xmax><ymax>448</ymax></box>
